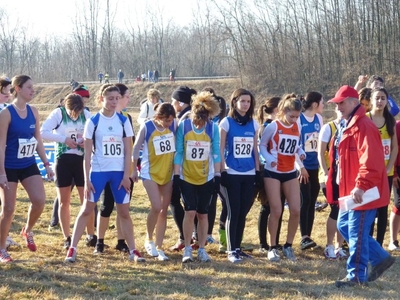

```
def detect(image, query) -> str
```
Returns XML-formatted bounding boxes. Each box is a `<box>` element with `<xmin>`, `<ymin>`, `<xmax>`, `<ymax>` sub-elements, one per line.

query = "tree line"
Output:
<box><xmin>1</xmin><ymin>0</ymin><xmax>399</xmax><ymax>94</ymax></box>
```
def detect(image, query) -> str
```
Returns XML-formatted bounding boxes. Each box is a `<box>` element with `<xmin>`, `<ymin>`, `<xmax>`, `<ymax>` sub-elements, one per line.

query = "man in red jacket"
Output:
<box><xmin>328</xmin><ymin>85</ymin><xmax>395</xmax><ymax>287</ymax></box>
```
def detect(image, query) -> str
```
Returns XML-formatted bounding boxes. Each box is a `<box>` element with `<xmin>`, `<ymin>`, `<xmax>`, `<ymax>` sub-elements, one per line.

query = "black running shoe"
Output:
<box><xmin>86</xmin><ymin>234</ymin><xmax>97</xmax><ymax>247</ymax></box>
<box><xmin>115</xmin><ymin>241</ymin><xmax>129</xmax><ymax>253</ymax></box>
<box><xmin>63</xmin><ymin>236</ymin><xmax>71</xmax><ymax>249</ymax></box>
<box><xmin>300</xmin><ymin>237</ymin><xmax>317</xmax><ymax>250</ymax></box>
<box><xmin>94</xmin><ymin>243</ymin><xmax>104</xmax><ymax>254</ymax></box>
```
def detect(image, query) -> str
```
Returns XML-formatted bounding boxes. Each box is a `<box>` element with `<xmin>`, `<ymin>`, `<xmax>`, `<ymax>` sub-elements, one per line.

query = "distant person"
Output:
<box><xmin>355</xmin><ymin>75</ymin><xmax>399</xmax><ymax>117</ymax></box>
<box><xmin>70</xmin><ymin>79</ymin><xmax>80</xmax><ymax>90</ymax></box>
<box><xmin>98</xmin><ymin>72</ymin><xmax>104</xmax><ymax>83</ymax></box>
<box><xmin>104</xmin><ymin>72</ymin><xmax>110</xmax><ymax>84</ymax></box>
<box><xmin>0</xmin><ymin>76</ymin><xmax>11</xmax><ymax>111</ymax></box>
<box><xmin>141</xmin><ymin>73</ymin><xmax>147</xmax><ymax>82</ymax></box>
<box><xmin>154</xmin><ymin>70</ymin><xmax>159</xmax><ymax>83</ymax></box>
<box><xmin>169</xmin><ymin>68</ymin><xmax>176</xmax><ymax>82</ymax></box>
<box><xmin>148</xmin><ymin>70</ymin><xmax>153</xmax><ymax>82</ymax></box>
<box><xmin>117</xmin><ymin>69</ymin><xmax>124</xmax><ymax>84</ymax></box>
<box><xmin>137</xmin><ymin>89</ymin><xmax>164</xmax><ymax>125</ymax></box>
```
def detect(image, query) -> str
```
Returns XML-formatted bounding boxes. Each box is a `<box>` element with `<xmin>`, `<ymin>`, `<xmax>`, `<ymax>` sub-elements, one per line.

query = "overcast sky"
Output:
<box><xmin>3</xmin><ymin>0</ymin><xmax>198</xmax><ymax>38</ymax></box>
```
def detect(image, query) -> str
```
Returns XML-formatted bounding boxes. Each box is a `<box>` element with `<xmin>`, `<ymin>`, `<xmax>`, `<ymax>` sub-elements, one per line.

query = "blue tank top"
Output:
<box><xmin>5</xmin><ymin>105</ymin><xmax>37</xmax><ymax>169</ymax></box>
<box><xmin>299</xmin><ymin>113</ymin><xmax>320</xmax><ymax>170</ymax></box>
<box><xmin>225</xmin><ymin>117</ymin><xmax>256</xmax><ymax>172</ymax></box>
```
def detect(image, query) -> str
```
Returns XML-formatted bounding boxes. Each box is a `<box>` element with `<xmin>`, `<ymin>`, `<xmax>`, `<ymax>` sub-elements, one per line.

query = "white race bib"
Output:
<box><xmin>102</xmin><ymin>135</ymin><xmax>123</xmax><ymax>157</ymax></box>
<box><xmin>233</xmin><ymin>136</ymin><xmax>253</xmax><ymax>158</ymax></box>
<box><xmin>153</xmin><ymin>133</ymin><xmax>175</xmax><ymax>155</ymax></box>
<box><xmin>382</xmin><ymin>139</ymin><xmax>391</xmax><ymax>160</ymax></box>
<box><xmin>304</xmin><ymin>132</ymin><xmax>318</xmax><ymax>152</ymax></box>
<box><xmin>17</xmin><ymin>137</ymin><xmax>38</xmax><ymax>159</ymax></box>
<box><xmin>186</xmin><ymin>140</ymin><xmax>210</xmax><ymax>161</ymax></box>
<box><xmin>278</xmin><ymin>134</ymin><xmax>298</xmax><ymax>155</ymax></box>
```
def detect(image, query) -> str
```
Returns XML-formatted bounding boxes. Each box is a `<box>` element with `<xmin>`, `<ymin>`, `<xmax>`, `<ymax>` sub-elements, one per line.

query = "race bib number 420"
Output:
<box><xmin>102</xmin><ymin>136</ymin><xmax>123</xmax><ymax>157</ymax></box>
<box><xmin>186</xmin><ymin>140</ymin><xmax>210</xmax><ymax>161</ymax></box>
<box><xmin>18</xmin><ymin>137</ymin><xmax>38</xmax><ymax>159</ymax></box>
<box><xmin>153</xmin><ymin>133</ymin><xmax>175</xmax><ymax>155</ymax></box>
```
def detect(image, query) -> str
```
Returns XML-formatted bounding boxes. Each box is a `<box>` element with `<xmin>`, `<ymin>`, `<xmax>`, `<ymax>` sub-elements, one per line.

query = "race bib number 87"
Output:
<box><xmin>186</xmin><ymin>140</ymin><xmax>210</xmax><ymax>161</ymax></box>
<box><xmin>278</xmin><ymin>134</ymin><xmax>298</xmax><ymax>155</ymax></box>
<box><xmin>18</xmin><ymin>137</ymin><xmax>38</xmax><ymax>159</ymax></box>
<box><xmin>102</xmin><ymin>136</ymin><xmax>123</xmax><ymax>157</ymax></box>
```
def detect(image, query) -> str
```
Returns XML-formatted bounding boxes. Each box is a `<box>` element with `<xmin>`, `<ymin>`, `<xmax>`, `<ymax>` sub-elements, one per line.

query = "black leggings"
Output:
<box><xmin>299</xmin><ymin>169</ymin><xmax>320</xmax><ymax>237</ymax></box>
<box><xmin>370</xmin><ymin>176</ymin><xmax>392</xmax><ymax>246</ymax></box>
<box><xmin>99</xmin><ymin>180</ymin><xmax>134</xmax><ymax>218</ymax></box>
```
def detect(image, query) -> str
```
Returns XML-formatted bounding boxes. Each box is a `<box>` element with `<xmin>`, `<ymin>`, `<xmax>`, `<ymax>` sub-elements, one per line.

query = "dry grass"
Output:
<box><xmin>1</xmin><ymin>86</ymin><xmax>398</xmax><ymax>299</ymax></box>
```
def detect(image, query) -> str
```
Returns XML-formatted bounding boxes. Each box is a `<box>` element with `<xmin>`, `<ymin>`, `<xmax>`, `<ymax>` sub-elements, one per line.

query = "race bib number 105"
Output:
<box><xmin>18</xmin><ymin>137</ymin><xmax>38</xmax><ymax>159</ymax></box>
<box><xmin>102</xmin><ymin>136</ymin><xmax>123</xmax><ymax>157</ymax></box>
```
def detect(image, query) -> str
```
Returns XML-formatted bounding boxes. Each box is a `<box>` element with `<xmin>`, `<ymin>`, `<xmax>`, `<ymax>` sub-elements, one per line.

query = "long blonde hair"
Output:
<box><xmin>190</xmin><ymin>91</ymin><xmax>220</xmax><ymax>126</ymax></box>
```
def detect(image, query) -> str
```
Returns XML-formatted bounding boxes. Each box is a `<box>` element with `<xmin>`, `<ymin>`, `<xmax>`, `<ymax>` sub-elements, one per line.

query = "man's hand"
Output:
<box><xmin>351</xmin><ymin>187</ymin><xmax>365</xmax><ymax>204</ymax></box>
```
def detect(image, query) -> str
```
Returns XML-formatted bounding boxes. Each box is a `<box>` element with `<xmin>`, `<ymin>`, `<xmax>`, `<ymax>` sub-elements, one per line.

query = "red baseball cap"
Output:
<box><xmin>328</xmin><ymin>85</ymin><xmax>359</xmax><ymax>103</ymax></box>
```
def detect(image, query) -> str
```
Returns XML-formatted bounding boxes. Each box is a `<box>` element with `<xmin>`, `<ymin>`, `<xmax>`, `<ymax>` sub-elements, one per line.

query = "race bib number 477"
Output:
<box><xmin>18</xmin><ymin>137</ymin><xmax>38</xmax><ymax>159</ymax></box>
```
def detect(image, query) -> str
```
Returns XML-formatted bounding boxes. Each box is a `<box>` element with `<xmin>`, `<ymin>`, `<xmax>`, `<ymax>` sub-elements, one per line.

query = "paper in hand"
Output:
<box><xmin>338</xmin><ymin>186</ymin><xmax>380</xmax><ymax>212</ymax></box>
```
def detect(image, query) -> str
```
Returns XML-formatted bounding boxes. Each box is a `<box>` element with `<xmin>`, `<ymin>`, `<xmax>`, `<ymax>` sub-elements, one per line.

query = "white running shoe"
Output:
<box><xmin>388</xmin><ymin>240</ymin><xmax>400</xmax><ymax>251</ymax></box>
<box><xmin>157</xmin><ymin>249</ymin><xmax>169</xmax><ymax>261</ymax></box>
<box><xmin>145</xmin><ymin>240</ymin><xmax>158</xmax><ymax>257</ymax></box>
<box><xmin>335</xmin><ymin>247</ymin><xmax>348</xmax><ymax>259</ymax></box>
<box><xmin>324</xmin><ymin>244</ymin><xmax>336</xmax><ymax>259</ymax></box>
<box><xmin>197</xmin><ymin>248</ymin><xmax>211</xmax><ymax>262</ymax></box>
<box><xmin>6</xmin><ymin>236</ymin><xmax>19</xmax><ymax>249</ymax></box>
<box><xmin>268</xmin><ymin>248</ymin><xmax>280</xmax><ymax>262</ymax></box>
<box><xmin>65</xmin><ymin>247</ymin><xmax>77</xmax><ymax>263</ymax></box>
<box><xmin>283</xmin><ymin>246</ymin><xmax>297</xmax><ymax>261</ymax></box>
<box><xmin>182</xmin><ymin>247</ymin><xmax>193</xmax><ymax>263</ymax></box>
<box><xmin>129</xmin><ymin>249</ymin><xmax>146</xmax><ymax>262</ymax></box>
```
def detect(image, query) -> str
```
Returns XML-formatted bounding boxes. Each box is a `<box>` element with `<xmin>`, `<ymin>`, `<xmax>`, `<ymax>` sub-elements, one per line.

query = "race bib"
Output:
<box><xmin>65</xmin><ymin>127</ymin><xmax>78</xmax><ymax>142</ymax></box>
<box><xmin>382</xmin><ymin>139</ymin><xmax>391</xmax><ymax>160</ymax></box>
<box><xmin>17</xmin><ymin>137</ymin><xmax>38</xmax><ymax>159</ymax></box>
<box><xmin>102</xmin><ymin>135</ymin><xmax>123</xmax><ymax>157</ymax></box>
<box><xmin>153</xmin><ymin>133</ymin><xmax>175</xmax><ymax>155</ymax></box>
<box><xmin>186</xmin><ymin>140</ymin><xmax>210</xmax><ymax>161</ymax></box>
<box><xmin>304</xmin><ymin>132</ymin><xmax>318</xmax><ymax>152</ymax></box>
<box><xmin>278</xmin><ymin>134</ymin><xmax>298</xmax><ymax>155</ymax></box>
<box><xmin>233</xmin><ymin>136</ymin><xmax>253</xmax><ymax>158</ymax></box>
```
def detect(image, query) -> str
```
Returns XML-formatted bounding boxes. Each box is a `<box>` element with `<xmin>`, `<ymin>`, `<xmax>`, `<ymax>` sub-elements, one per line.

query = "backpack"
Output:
<box><xmin>91</xmin><ymin>112</ymin><xmax>127</xmax><ymax>152</ymax></box>
<box><xmin>139</xmin><ymin>99</ymin><xmax>165</xmax><ymax>118</ymax></box>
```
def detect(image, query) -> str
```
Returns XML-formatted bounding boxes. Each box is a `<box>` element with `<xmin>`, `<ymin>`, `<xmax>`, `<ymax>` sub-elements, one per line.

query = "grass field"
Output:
<box><xmin>0</xmin><ymin>178</ymin><xmax>399</xmax><ymax>299</ymax></box>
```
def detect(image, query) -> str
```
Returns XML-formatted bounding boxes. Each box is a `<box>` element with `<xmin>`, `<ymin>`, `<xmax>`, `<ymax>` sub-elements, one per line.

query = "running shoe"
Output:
<box><xmin>206</xmin><ymin>235</ymin><xmax>218</xmax><ymax>244</ymax></box>
<box><xmin>157</xmin><ymin>249</ymin><xmax>169</xmax><ymax>261</ymax></box>
<box><xmin>283</xmin><ymin>246</ymin><xmax>297</xmax><ymax>261</ymax></box>
<box><xmin>300</xmin><ymin>237</ymin><xmax>316</xmax><ymax>250</ymax></box>
<box><xmin>335</xmin><ymin>247</ymin><xmax>348</xmax><ymax>259</ymax></box>
<box><xmin>48</xmin><ymin>223</ymin><xmax>60</xmax><ymax>232</ymax></box>
<box><xmin>315</xmin><ymin>202</ymin><xmax>328</xmax><ymax>212</ymax></box>
<box><xmin>342</xmin><ymin>240</ymin><xmax>349</xmax><ymax>251</ymax></box>
<box><xmin>268</xmin><ymin>248</ymin><xmax>280</xmax><ymax>262</ymax></box>
<box><xmin>259</xmin><ymin>247</ymin><xmax>269</xmax><ymax>254</ymax></box>
<box><xmin>335</xmin><ymin>277</ymin><xmax>368</xmax><ymax>288</ymax></box>
<box><xmin>182</xmin><ymin>247</ymin><xmax>193</xmax><ymax>263</ymax></box>
<box><xmin>236</xmin><ymin>249</ymin><xmax>253</xmax><ymax>259</ymax></box>
<box><xmin>145</xmin><ymin>240</ymin><xmax>158</xmax><ymax>257</ymax></box>
<box><xmin>388</xmin><ymin>240</ymin><xmax>400</xmax><ymax>251</ymax></box>
<box><xmin>6</xmin><ymin>236</ymin><xmax>19</xmax><ymax>249</ymax></box>
<box><xmin>85</xmin><ymin>235</ymin><xmax>97</xmax><ymax>247</ymax></box>
<box><xmin>65</xmin><ymin>247</ymin><xmax>77</xmax><ymax>263</ymax></box>
<box><xmin>228</xmin><ymin>251</ymin><xmax>242</xmax><ymax>263</ymax></box>
<box><xmin>170</xmin><ymin>239</ymin><xmax>185</xmax><ymax>252</ymax></box>
<box><xmin>20</xmin><ymin>227</ymin><xmax>36</xmax><ymax>252</ymax></box>
<box><xmin>197</xmin><ymin>248</ymin><xmax>211</xmax><ymax>262</ymax></box>
<box><xmin>368</xmin><ymin>255</ymin><xmax>395</xmax><ymax>282</ymax></box>
<box><xmin>129</xmin><ymin>249</ymin><xmax>146</xmax><ymax>262</ymax></box>
<box><xmin>324</xmin><ymin>244</ymin><xmax>336</xmax><ymax>259</ymax></box>
<box><xmin>0</xmin><ymin>249</ymin><xmax>13</xmax><ymax>263</ymax></box>
<box><xmin>94</xmin><ymin>243</ymin><xmax>104</xmax><ymax>254</ymax></box>
<box><xmin>64</xmin><ymin>236</ymin><xmax>71</xmax><ymax>250</ymax></box>
<box><xmin>115</xmin><ymin>241</ymin><xmax>129</xmax><ymax>253</ymax></box>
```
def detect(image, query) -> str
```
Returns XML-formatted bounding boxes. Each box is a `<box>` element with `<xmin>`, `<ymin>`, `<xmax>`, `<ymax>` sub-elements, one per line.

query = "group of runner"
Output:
<box><xmin>0</xmin><ymin>74</ymin><xmax>399</xmax><ymax>278</ymax></box>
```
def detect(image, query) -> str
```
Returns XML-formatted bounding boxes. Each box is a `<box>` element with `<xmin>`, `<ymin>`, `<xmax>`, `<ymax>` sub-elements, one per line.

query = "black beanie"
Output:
<box><xmin>171</xmin><ymin>86</ymin><xmax>194</xmax><ymax>105</ymax></box>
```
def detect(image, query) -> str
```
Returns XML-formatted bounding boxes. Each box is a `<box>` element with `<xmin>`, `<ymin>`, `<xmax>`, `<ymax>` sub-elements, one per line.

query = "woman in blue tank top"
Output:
<box><xmin>0</xmin><ymin>75</ymin><xmax>54</xmax><ymax>263</ymax></box>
